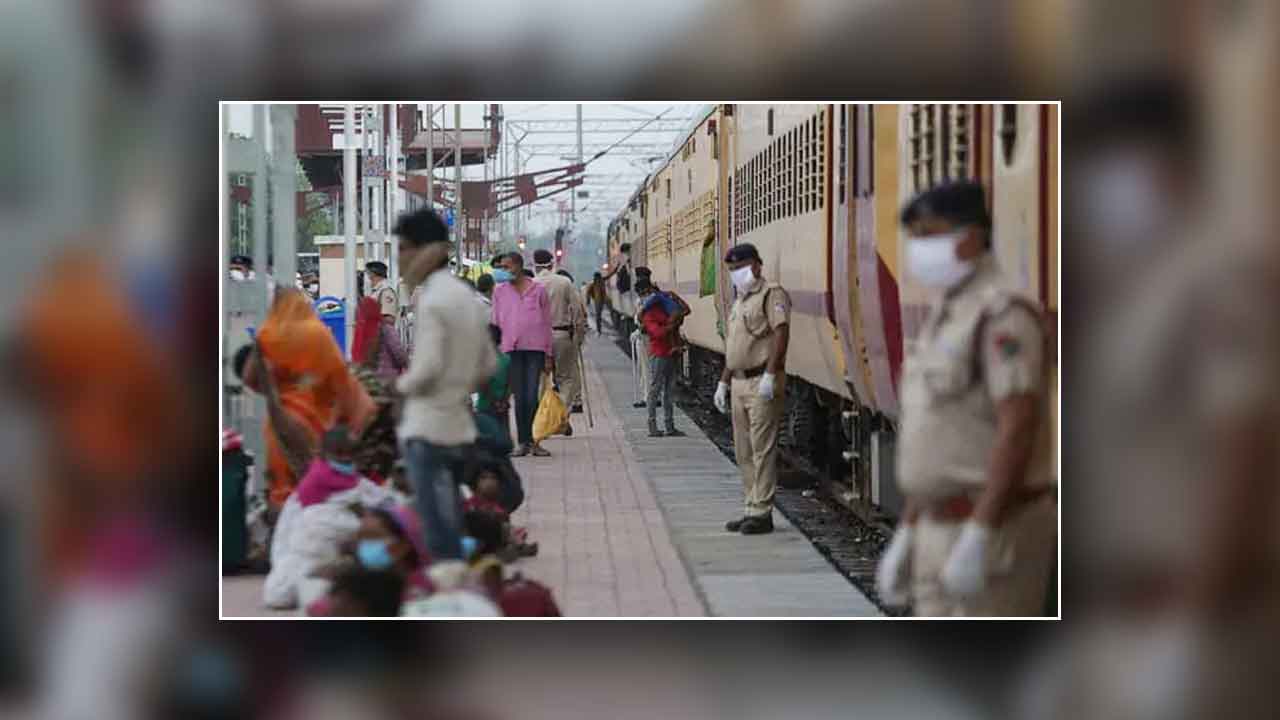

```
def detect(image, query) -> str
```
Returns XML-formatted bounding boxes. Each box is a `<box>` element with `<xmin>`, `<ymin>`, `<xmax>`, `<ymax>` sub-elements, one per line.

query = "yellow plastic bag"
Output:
<box><xmin>532</xmin><ymin>372</ymin><xmax>570</xmax><ymax>443</ymax></box>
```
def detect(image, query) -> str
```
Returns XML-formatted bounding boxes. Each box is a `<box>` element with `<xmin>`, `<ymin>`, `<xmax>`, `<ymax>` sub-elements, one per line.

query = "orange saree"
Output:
<box><xmin>256</xmin><ymin>289</ymin><xmax>374</xmax><ymax>508</ymax></box>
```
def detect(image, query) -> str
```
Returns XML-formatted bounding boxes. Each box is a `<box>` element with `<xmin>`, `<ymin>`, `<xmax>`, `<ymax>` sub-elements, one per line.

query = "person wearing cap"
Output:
<box><xmin>229</xmin><ymin>254</ymin><xmax>255</xmax><ymax>281</ymax></box>
<box><xmin>393</xmin><ymin>208</ymin><xmax>497</xmax><ymax>563</ymax></box>
<box><xmin>533</xmin><ymin>249</ymin><xmax>586</xmax><ymax>423</ymax></box>
<box><xmin>363</xmin><ymin>260</ymin><xmax>398</xmax><ymax>325</ymax></box>
<box><xmin>715</xmin><ymin>243</ymin><xmax>790</xmax><ymax>535</ymax></box>
<box><xmin>875</xmin><ymin>181</ymin><xmax>1055</xmax><ymax>616</ymax></box>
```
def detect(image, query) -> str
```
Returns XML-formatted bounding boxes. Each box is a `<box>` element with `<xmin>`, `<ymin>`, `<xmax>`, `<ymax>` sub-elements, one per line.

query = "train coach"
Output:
<box><xmin>606</xmin><ymin>104</ymin><xmax>1058</xmax><ymax>521</ymax></box>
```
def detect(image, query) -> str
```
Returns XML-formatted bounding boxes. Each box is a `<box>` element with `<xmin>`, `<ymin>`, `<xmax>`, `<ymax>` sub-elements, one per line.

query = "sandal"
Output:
<box><xmin>511</xmin><ymin>444</ymin><xmax>530</xmax><ymax>458</ymax></box>
<box><xmin>530</xmin><ymin>444</ymin><xmax>551</xmax><ymax>457</ymax></box>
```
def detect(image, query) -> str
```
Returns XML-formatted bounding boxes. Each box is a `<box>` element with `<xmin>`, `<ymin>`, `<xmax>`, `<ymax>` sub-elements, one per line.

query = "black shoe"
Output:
<box><xmin>571</xmin><ymin>404</ymin><xmax>583</xmax><ymax>414</ymax></box>
<box><xmin>563</xmin><ymin>422</ymin><xmax>573</xmax><ymax>437</ymax></box>
<box><xmin>664</xmin><ymin>427</ymin><xmax>686</xmax><ymax>437</ymax></box>
<box><xmin>725</xmin><ymin>517</ymin><xmax>749</xmax><ymax>532</ymax></box>
<box><xmin>632</xmin><ymin>401</ymin><xmax>647</xmax><ymax>408</ymax></box>
<box><xmin>648</xmin><ymin>423</ymin><xmax>665</xmax><ymax>438</ymax></box>
<box><xmin>739</xmin><ymin>515</ymin><xmax>774</xmax><ymax>535</ymax></box>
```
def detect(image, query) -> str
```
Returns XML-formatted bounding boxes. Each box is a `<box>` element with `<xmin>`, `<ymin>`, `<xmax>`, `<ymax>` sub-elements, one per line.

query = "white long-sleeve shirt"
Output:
<box><xmin>396</xmin><ymin>269</ymin><xmax>496</xmax><ymax>446</ymax></box>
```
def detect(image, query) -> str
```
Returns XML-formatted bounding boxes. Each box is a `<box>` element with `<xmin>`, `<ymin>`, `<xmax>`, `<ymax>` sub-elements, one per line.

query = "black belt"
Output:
<box><xmin>732</xmin><ymin>365</ymin><xmax>767</xmax><ymax>380</ymax></box>
<box><xmin>552</xmin><ymin>325</ymin><xmax>573</xmax><ymax>332</ymax></box>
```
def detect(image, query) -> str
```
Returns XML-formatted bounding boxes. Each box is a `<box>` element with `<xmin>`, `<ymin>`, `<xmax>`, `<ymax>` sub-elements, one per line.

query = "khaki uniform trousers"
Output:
<box><xmin>730</xmin><ymin>375</ymin><xmax>785</xmax><ymax>518</ymax></box>
<box><xmin>911</xmin><ymin>494</ymin><xmax>1057</xmax><ymax>616</ymax></box>
<box><xmin>551</xmin><ymin>331</ymin><xmax>581</xmax><ymax>408</ymax></box>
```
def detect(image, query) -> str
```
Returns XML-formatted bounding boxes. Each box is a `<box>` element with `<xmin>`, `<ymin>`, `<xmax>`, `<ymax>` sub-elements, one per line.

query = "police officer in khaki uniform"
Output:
<box><xmin>714</xmin><ymin>243</ymin><xmax>790</xmax><ymax>535</ymax></box>
<box><xmin>533</xmin><ymin>249</ymin><xmax>584</xmax><ymax>431</ymax></box>
<box><xmin>876</xmin><ymin>181</ymin><xmax>1056</xmax><ymax>616</ymax></box>
<box><xmin>364</xmin><ymin>261</ymin><xmax>399</xmax><ymax>325</ymax></box>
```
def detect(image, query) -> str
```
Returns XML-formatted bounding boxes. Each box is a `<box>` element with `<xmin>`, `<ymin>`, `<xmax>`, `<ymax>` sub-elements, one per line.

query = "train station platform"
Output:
<box><xmin>222</xmin><ymin>333</ymin><xmax>879</xmax><ymax>618</ymax></box>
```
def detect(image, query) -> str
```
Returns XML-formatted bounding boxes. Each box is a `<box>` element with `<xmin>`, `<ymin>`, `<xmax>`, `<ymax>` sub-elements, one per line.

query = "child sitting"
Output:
<box><xmin>306</xmin><ymin>503</ymin><xmax>434</xmax><ymax>615</ymax></box>
<box><xmin>463</xmin><ymin>464</ymin><xmax>538</xmax><ymax>559</ymax></box>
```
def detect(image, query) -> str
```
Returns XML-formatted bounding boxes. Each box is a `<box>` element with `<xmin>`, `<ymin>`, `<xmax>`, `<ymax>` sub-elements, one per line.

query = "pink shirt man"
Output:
<box><xmin>491</xmin><ymin>280</ymin><xmax>553</xmax><ymax>354</ymax></box>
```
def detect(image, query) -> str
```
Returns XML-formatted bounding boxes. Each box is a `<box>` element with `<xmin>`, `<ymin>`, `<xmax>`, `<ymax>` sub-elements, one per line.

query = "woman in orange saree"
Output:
<box><xmin>247</xmin><ymin>289</ymin><xmax>375</xmax><ymax>509</ymax></box>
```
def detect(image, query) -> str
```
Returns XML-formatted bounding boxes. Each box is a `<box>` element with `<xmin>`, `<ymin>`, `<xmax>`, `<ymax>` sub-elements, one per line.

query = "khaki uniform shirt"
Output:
<box><xmin>725</xmin><ymin>276</ymin><xmax>791</xmax><ymax>372</ymax></box>
<box><xmin>897</xmin><ymin>256</ymin><xmax>1051</xmax><ymax>499</ymax></box>
<box><xmin>370</xmin><ymin>278</ymin><xmax>398</xmax><ymax>320</ymax></box>
<box><xmin>534</xmin><ymin>269</ymin><xmax>579</xmax><ymax>331</ymax></box>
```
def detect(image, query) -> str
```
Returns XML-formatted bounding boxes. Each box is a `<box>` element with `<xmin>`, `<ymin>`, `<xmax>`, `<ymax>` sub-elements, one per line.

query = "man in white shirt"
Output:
<box><xmin>393</xmin><ymin>208</ymin><xmax>497</xmax><ymax>561</ymax></box>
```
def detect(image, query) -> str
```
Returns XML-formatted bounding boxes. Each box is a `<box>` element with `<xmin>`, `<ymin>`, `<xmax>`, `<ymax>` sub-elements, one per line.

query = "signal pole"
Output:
<box><xmin>454</xmin><ymin>103</ymin><xmax>463</xmax><ymax>270</ymax></box>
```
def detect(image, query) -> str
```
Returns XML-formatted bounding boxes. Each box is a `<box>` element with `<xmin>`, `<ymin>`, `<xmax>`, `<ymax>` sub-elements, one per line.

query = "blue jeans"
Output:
<box><xmin>402</xmin><ymin>438</ymin><xmax>469</xmax><ymax>561</ymax></box>
<box><xmin>507</xmin><ymin>350</ymin><xmax>546</xmax><ymax>447</ymax></box>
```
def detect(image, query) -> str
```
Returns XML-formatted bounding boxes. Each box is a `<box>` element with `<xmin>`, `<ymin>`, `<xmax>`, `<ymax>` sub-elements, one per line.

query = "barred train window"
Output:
<box><xmin>783</xmin><ymin>126</ymin><xmax>793</xmax><ymax>217</ymax></box>
<box><xmin>838</xmin><ymin>105</ymin><xmax>847</xmax><ymax>204</ymax></box>
<box><xmin>909</xmin><ymin>104</ymin><xmax>971</xmax><ymax>193</ymax></box>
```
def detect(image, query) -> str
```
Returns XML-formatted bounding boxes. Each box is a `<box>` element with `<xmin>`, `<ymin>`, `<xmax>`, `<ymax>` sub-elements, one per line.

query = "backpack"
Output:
<box><xmin>616</xmin><ymin>263</ymin><xmax>631</xmax><ymax>293</ymax></box>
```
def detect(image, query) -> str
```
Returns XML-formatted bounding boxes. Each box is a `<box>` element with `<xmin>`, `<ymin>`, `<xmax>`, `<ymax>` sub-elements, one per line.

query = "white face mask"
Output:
<box><xmin>906</xmin><ymin>232</ymin><xmax>975</xmax><ymax>289</ymax></box>
<box><xmin>308</xmin><ymin>283</ymin><xmax>319</xmax><ymax>293</ymax></box>
<box><xmin>730</xmin><ymin>266</ymin><xmax>756</xmax><ymax>293</ymax></box>
<box><xmin>229</xmin><ymin>269</ymin><xmax>246</xmax><ymax>281</ymax></box>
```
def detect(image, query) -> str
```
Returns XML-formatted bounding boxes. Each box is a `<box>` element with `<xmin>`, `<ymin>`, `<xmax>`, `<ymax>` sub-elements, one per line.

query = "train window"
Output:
<box><xmin>940</xmin><ymin>105</ymin><xmax>952</xmax><ymax>181</ymax></box>
<box><xmin>688</xmin><ymin>168</ymin><xmax>693</xmax><ymax>195</ymax></box>
<box><xmin>800</xmin><ymin>121</ymin><xmax>808</xmax><ymax>215</ymax></box>
<box><xmin>950</xmin><ymin>105</ymin><xmax>970</xmax><ymax>179</ymax></box>
<box><xmin>666</xmin><ymin>178</ymin><xmax>671</xmax><ymax>201</ymax></box>
<box><xmin>925</xmin><ymin>105</ymin><xmax>937</xmax><ymax>187</ymax></box>
<box><xmin>1000</xmin><ymin>105</ymin><xmax>1018</xmax><ymax>166</ymax></box>
<box><xmin>839</xmin><ymin>105</ymin><xmax>847</xmax><ymax>204</ymax></box>
<box><xmin>768</xmin><ymin>108</ymin><xmax>774</xmax><ymax>136</ymax></box>
<box><xmin>814</xmin><ymin>109</ymin><xmax>824</xmax><ymax>208</ymax></box>
<box><xmin>791</xmin><ymin>128</ymin><xmax>798</xmax><ymax>218</ymax></box>
<box><xmin>909</xmin><ymin>104</ymin><xmax>922</xmax><ymax>191</ymax></box>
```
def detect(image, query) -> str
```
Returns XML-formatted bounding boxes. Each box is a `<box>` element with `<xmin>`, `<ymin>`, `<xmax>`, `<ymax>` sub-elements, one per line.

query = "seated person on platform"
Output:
<box><xmin>464</xmin><ymin>464</ymin><xmax>537</xmax><ymax>558</ymax></box>
<box><xmin>306</xmin><ymin>503</ymin><xmax>434</xmax><ymax>615</ymax></box>
<box><xmin>325</xmin><ymin>567</ymin><xmax>406</xmax><ymax>617</ymax></box>
<box><xmin>262</xmin><ymin>424</ymin><xmax>394</xmax><ymax>610</ymax></box>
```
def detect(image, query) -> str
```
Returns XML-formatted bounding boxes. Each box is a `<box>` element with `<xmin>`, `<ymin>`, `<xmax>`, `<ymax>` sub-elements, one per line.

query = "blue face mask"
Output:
<box><xmin>492</xmin><ymin>269</ymin><xmax>514</xmax><ymax>283</ymax></box>
<box><xmin>460</xmin><ymin>536</ymin><xmax>479</xmax><ymax>559</ymax></box>
<box><xmin>356</xmin><ymin>538</ymin><xmax>394</xmax><ymax>570</ymax></box>
<box><xmin>328</xmin><ymin>459</ymin><xmax>356</xmax><ymax>476</ymax></box>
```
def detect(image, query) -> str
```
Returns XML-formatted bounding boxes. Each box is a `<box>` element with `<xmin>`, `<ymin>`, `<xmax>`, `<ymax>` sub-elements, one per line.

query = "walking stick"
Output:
<box><xmin>577</xmin><ymin>342</ymin><xmax>593</xmax><ymax>429</ymax></box>
<box><xmin>631</xmin><ymin>331</ymin><xmax>641</xmax><ymax>406</ymax></box>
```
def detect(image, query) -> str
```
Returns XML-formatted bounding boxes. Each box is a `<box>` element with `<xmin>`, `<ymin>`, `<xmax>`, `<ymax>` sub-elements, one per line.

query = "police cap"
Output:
<box><xmin>723</xmin><ymin>243</ymin><xmax>761</xmax><ymax>264</ymax></box>
<box><xmin>899</xmin><ymin>181</ymin><xmax>991</xmax><ymax>230</ymax></box>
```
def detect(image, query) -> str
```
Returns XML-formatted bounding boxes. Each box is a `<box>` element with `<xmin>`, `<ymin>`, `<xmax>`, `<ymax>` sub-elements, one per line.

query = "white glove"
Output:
<box><xmin>713</xmin><ymin>381</ymin><xmax>729</xmax><ymax>414</ymax></box>
<box><xmin>940</xmin><ymin>520</ymin><xmax>992</xmax><ymax>598</ymax></box>
<box><xmin>758</xmin><ymin>372</ymin><xmax>776</xmax><ymax>400</ymax></box>
<box><xmin>876</xmin><ymin>524</ymin><xmax>914</xmax><ymax>606</ymax></box>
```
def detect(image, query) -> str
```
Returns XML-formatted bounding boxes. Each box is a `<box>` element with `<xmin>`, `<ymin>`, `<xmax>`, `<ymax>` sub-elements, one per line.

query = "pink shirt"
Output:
<box><xmin>491</xmin><ymin>280</ymin><xmax>553</xmax><ymax>354</ymax></box>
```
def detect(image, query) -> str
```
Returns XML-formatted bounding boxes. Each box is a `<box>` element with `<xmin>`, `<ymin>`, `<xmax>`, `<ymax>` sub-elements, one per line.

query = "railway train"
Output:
<box><xmin>604</xmin><ymin>103</ymin><xmax>1058</xmax><ymax>520</ymax></box>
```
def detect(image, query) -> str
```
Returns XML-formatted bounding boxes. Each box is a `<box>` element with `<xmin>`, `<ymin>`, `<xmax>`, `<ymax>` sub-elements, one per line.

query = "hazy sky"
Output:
<box><xmin>224</xmin><ymin>102</ymin><xmax>702</xmax><ymax>235</ymax></box>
